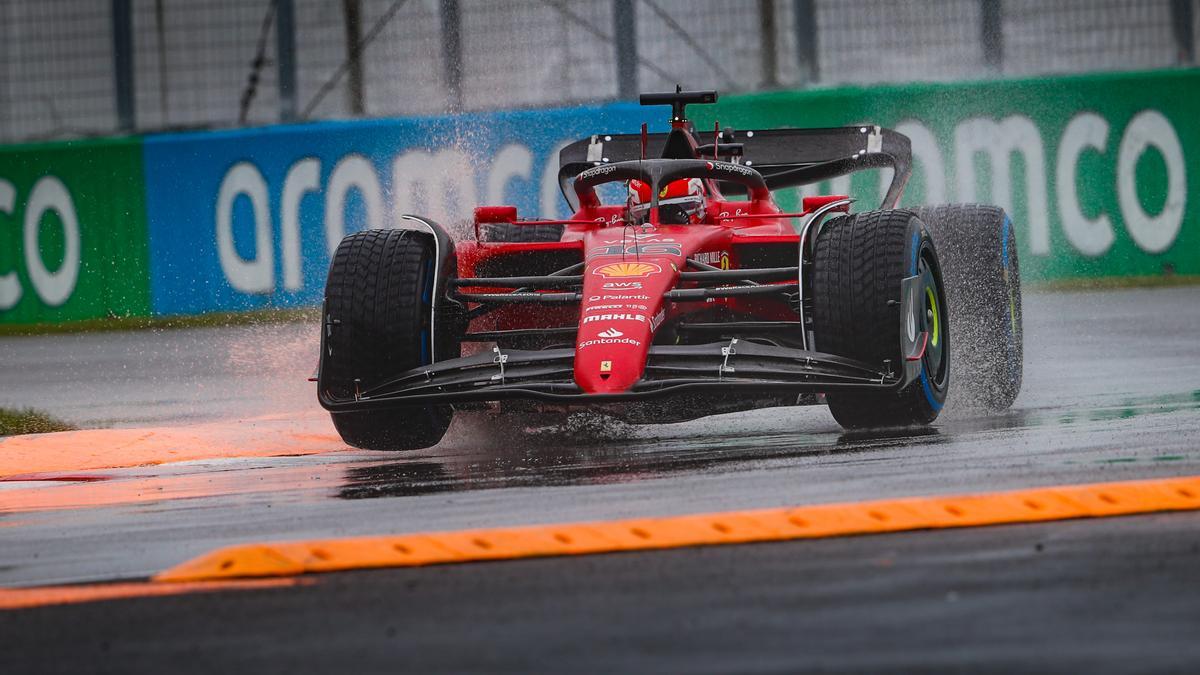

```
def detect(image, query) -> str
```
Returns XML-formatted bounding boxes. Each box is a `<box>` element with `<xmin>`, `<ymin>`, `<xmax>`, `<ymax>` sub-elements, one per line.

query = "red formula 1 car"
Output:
<box><xmin>317</xmin><ymin>90</ymin><xmax>1023</xmax><ymax>451</ymax></box>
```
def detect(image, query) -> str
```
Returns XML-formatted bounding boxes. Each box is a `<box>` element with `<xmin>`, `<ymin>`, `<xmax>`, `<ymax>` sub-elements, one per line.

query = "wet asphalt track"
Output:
<box><xmin>2</xmin><ymin>286</ymin><xmax>1200</xmax><ymax>672</ymax></box>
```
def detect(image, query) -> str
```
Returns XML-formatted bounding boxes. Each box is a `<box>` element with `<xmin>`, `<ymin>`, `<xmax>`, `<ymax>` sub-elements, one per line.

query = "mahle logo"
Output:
<box><xmin>582</xmin><ymin>313</ymin><xmax>646</xmax><ymax>324</ymax></box>
<box><xmin>0</xmin><ymin>175</ymin><xmax>81</xmax><ymax>310</ymax></box>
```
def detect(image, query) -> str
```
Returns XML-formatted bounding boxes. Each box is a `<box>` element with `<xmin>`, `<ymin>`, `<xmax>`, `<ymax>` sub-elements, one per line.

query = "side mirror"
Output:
<box><xmin>802</xmin><ymin>195</ymin><xmax>850</xmax><ymax>213</ymax></box>
<box><xmin>473</xmin><ymin>206</ymin><xmax>518</xmax><ymax>241</ymax></box>
<box><xmin>474</xmin><ymin>205</ymin><xmax>518</xmax><ymax>224</ymax></box>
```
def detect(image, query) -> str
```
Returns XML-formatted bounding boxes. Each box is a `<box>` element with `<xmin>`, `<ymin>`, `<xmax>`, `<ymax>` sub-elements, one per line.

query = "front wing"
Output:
<box><xmin>317</xmin><ymin>340</ymin><xmax>914</xmax><ymax>412</ymax></box>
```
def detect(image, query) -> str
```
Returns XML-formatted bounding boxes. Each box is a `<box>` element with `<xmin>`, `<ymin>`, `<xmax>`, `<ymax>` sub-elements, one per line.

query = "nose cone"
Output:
<box><xmin>574</xmin><ymin>260</ymin><xmax>674</xmax><ymax>394</ymax></box>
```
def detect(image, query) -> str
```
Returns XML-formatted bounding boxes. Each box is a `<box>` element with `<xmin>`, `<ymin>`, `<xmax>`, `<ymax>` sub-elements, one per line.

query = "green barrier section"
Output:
<box><xmin>699</xmin><ymin>69</ymin><xmax>1200</xmax><ymax>282</ymax></box>
<box><xmin>0</xmin><ymin>137</ymin><xmax>150</xmax><ymax>324</ymax></box>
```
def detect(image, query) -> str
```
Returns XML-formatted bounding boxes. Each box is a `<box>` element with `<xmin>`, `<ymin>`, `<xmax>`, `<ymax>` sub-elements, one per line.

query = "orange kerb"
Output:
<box><xmin>0</xmin><ymin>413</ymin><xmax>343</xmax><ymax>479</ymax></box>
<box><xmin>0</xmin><ymin>578</ymin><xmax>306</xmax><ymax>611</ymax></box>
<box><xmin>155</xmin><ymin>474</ymin><xmax>1200</xmax><ymax>583</ymax></box>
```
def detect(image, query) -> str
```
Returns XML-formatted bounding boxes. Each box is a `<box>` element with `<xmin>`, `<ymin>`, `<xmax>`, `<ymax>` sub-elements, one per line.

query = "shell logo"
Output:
<box><xmin>593</xmin><ymin>262</ymin><xmax>662</xmax><ymax>278</ymax></box>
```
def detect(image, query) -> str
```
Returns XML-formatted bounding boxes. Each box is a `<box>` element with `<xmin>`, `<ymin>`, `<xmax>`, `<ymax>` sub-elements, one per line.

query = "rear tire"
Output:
<box><xmin>910</xmin><ymin>205</ymin><xmax>1022</xmax><ymax>411</ymax></box>
<box><xmin>321</xmin><ymin>228</ymin><xmax>457</xmax><ymax>451</ymax></box>
<box><xmin>813</xmin><ymin>210</ymin><xmax>949</xmax><ymax>428</ymax></box>
<box><xmin>478</xmin><ymin>222</ymin><xmax>563</xmax><ymax>243</ymax></box>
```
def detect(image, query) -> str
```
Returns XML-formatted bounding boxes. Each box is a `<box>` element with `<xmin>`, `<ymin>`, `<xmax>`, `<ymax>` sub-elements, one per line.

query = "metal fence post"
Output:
<box><xmin>342</xmin><ymin>0</ymin><xmax>366</xmax><ymax>115</ymax></box>
<box><xmin>981</xmin><ymin>0</ymin><xmax>1003</xmax><ymax>72</ymax></box>
<box><xmin>614</xmin><ymin>0</ymin><xmax>638</xmax><ymax>99</ymax></box>
<box><xmin>792</xmin><ymin>0</ymin><xmax>817</xmax><ymax>85</ymax></box>
<box><xmin>276</xmin><ymin>0</ymin><xmax>298</xmax><ymax>122</ymax></box>
<box><xmin>440</xmin><ymin>0</ymin><xmax>464</xmax><ymax>113</ymax></box>
<box><xmin>1171</xmin><ymin>0</ymin><xmax>1195</xmax><ymax>64</ymax></box>
<box><xmin>111</xmin><ymin>0</ymin><xmax>136</xmax><ymax>132</ymax></box>
<box><xmin>759</xmin><ymin>0</ymin><xmax>779</xmax><ymax>88</ymax></box>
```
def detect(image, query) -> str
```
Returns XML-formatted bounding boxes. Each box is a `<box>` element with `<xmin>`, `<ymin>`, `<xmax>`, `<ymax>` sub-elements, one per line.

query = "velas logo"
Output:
<box><xmin>650</xmin><ymin>309</ymin><xmax>666</xmax><ymax>330</ymax></box>
<box><xmin>593</xmin><ymin>262</ymin><xmax>661</xmax><ymax>278</ymax></box>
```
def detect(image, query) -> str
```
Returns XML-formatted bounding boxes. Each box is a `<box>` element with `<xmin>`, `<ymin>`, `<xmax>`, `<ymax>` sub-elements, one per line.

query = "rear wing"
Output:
<box><xmin>557</xmin><ymin>125</ymin><xmax>912</xmax><ymax>210</ymax></box>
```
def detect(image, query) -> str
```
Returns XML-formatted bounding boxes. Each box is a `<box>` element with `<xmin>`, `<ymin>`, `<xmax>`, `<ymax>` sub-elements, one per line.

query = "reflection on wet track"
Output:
<box><xmin>339</xmin><ymin>421</ymin><xmax>946</xmax><ymax>499</ymax></box>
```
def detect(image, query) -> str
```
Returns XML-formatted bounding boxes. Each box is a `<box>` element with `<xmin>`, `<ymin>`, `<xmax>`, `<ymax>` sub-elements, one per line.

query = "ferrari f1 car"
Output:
<box><xmin>317</xmin><ymin>89</ymin><xmax>1023</xmax><ymax>450</ymax></box>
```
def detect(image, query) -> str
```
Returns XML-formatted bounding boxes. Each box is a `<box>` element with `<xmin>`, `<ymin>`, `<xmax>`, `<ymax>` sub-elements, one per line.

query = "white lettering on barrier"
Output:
<box><xmin>208</xmin><ymin>108</ymin><xmax>1191</xmax><ymax>298</ymax></box>
<box><xmin>215</xmin><ymin>144</ymin><xmax>499</xmax><ymax>296</ymax></box>
<box><xmin>1117</xmin><ymin>110</ymin><xmax>1186</xmax><ymax>254</ymax></box>
<box><xmin>487</xmin><ymin>144</ymin><xmax>532</xmax><ymax>205</ymax></box>
<box><xmin>216</xmin><ymin>161</ymin><xmax>274</xmax><ymax>294</ymax></box>
<box><xmin>281</xmin><ymin>157</ymin><xmax>320</xmax><ymax>290</ymax></box>
<box><xmin>23</xmin><ymin>177</ymin><xmax>80</xmax><ymax>307</ymax></box>
<box><xmin>1057</xmin><ymin>113</ymin><xmax>1114</xmax><ymax>257</ymax></box>
<box><xmin>0</xmin><ymin>179</ymin><xmax>19</xmax><ymax>309</ymax></box>
<box><xmin>954</xmin><ymin>115</ymin><xmax>1051</xmax><ymax>256</ymax></box>
<box><xmin>392</xmin><ymin>149</ymin><xmax>478</xmax><ymax>228</ymax></box>
<box><xmin>325</xmin><ymin>154</ymin><xmax>385</xmax><ymax>256</ymax></box>
<box><xmin>0</xmin><ymin>176</ymin><xmax>82</xmax><ymax>309</ymax></box>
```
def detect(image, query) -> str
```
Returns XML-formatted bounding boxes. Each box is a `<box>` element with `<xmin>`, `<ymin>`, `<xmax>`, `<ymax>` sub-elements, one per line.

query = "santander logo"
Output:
<box><xmin>598</xmin><ymin>327</ymin><xmax>623</xmax><ymax>338</ymax></box>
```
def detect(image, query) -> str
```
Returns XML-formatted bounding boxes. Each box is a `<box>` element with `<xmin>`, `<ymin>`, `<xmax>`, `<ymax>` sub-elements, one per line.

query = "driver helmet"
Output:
<box><xmin>628</xmin><ymin>178</ymin><xmax>706</xmax><ymax>224</ymax></box>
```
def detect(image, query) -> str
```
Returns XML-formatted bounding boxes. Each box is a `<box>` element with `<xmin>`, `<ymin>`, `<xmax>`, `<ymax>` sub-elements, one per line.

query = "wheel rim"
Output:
<box><xmin>919</xmin><ymin>253</ymin><xmax>948</xmax><ymax>387</ymax></box>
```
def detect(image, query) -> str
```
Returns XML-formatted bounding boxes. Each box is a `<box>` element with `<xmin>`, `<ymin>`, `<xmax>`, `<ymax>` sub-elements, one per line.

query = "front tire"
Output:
<box><xmin>813</xmin><ymin>210</ymin><xmax>949</xmax><ymax>428</ymax></box>
<box><xmin>321</xmin><ymin>228</ymin><xmax>457</xmax><ymax>451</ymax></box>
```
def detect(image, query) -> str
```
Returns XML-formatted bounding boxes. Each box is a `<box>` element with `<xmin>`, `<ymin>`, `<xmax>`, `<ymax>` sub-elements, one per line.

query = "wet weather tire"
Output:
<box><xmin>813</xmin><ymin>210</ymin><xmax>949</xmax><ymax>428</ymax></box>
<box><xmin>478</xmin><ymin>222</ymin><xmax>564</xmax><ymax>243</ymax></box>
<box><xmin>911</xmin><ymin>205</ymin><xmax>1022</xmax><ymax>411</ymax></box>
<box><xmin>321</xmin><ymin>228</ymin><xmax>456</xmax><ymax>451</ymax></box>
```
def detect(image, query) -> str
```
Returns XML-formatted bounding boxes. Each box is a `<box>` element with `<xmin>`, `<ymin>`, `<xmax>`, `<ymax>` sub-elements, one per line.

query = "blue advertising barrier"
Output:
<box><xmin>142</xmin><ymin>103</ymin><xmax>651</xmax><ymax>315</ymax></box>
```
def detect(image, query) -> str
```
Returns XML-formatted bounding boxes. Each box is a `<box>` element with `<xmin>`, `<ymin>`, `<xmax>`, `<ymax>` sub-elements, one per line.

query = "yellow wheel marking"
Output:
<box><xmin>925</xmin><ymin>286</ymin><xmax>941</xmax><ymax>347</ymax></box>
